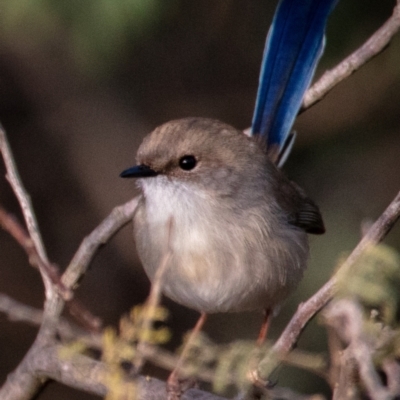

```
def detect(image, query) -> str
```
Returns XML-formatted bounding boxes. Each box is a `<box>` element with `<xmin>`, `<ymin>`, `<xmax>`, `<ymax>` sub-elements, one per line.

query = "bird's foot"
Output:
<box><xmin>167</xmin><ymin>371</ymin><xmax>196</xmax><ymax>400</ymax></box>
<box><xmin>248</xmin><ymin>368</ymin><xmax>275</xmax><ymax>389</ymax></box>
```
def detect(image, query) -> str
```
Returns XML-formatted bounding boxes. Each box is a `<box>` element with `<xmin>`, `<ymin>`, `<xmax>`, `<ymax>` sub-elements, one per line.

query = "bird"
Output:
<box><xmin>122</xmin><ymin>116</ymin><xmax>324</xmax><ymax>317</ymax></box>
<box><xmin>121</xmin><ymin>0</ymin><xmax>336</xmax><ymax>319</ymax></box>
<box><xmin>120</xmin><ymin>2</ymin><xmax>336</xmax><ymax>393</ymax></box>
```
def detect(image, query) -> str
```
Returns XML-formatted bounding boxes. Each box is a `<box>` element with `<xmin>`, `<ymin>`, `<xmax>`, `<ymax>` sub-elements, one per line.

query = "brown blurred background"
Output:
<box><xmin>0</xmin><ymin>0</ymin><xmax>399</xmax><ymax>398</ymax></box>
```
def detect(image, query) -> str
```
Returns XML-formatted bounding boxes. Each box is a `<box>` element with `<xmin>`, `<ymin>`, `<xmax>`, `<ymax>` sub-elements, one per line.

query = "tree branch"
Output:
<box><xmin>302</xmin><ymin>0</ymin><xmax>400</xmax><ymax>110</ymax></box>
<box><xmin>61</xmin><ymin>197</ymin><xmax>139</xmax><ymax>290</ymax></box>
<box><xmin>0</xmin><ymin>124</ymin><xmax>53</xmax><ymax>297</ymax></box>
<box><xmin>1</xmin><ymin>340</ymin><xmax>229</xmax><ymax>400</ymax></box>
<box><xmin>0</xmin><ymin>205</ymin><xmax>72</xmax><ymax>300</ymax></box>
<box><xmin>0</xmin><ymin>204</ymin><xmax>101</xmax><ymax>331</ymax></box>
<box><xmin>257</xmin><ymin>190</ymin><xmax>400</xmax><ymax>379</ymax></box>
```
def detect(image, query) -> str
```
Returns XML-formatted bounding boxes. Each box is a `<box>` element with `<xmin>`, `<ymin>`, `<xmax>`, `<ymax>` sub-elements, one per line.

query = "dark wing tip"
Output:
<box><xmin>292</xmin><ymin>198</ymin><xmax>325</xmax><ymax>235</ymax></box>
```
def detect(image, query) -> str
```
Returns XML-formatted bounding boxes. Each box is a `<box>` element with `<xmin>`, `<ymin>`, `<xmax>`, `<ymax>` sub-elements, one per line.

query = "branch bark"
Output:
<box><xmin>257</xmin><ymin>190</ymin><xmax>400</xmax><ymax>379</ymax></box>
<box><xmin>0</xmin><ymin>124</ymin><xmax>53</xmax><ymax>297</ymax></box>
<box><xmin>61</xmin><ymin>197</ymin><xmax>139</xmax><ymax>290</ymax></box>
<box><xmin>302</xmin><ymin>0</ymin><xmax>400</xmax><ymax>110</ymax></box>
<box><xmin>1</xmin><ymin>342</ymin><xmax>228</xmax><ymax>400</ymax></box>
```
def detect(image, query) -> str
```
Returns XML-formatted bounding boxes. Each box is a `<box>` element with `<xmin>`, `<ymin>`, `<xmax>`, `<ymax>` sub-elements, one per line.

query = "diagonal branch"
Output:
<box><xmin>0</xmin><ymin>205</ymin><xmax>72</xmax><ymax>300</ymax></box>
<box><xmin>257</xmin><ymin>190</ymin><xmax>400</xmax><ymax>379</ymax></box>
<box><xmin>61</xmin><ymin>196</ymin><xmax>139</xmax><ymax>290</ymax></box>
<box><xmin>302</xmin><ymin>0</ymin><xmax>400</xmax><ymax>110</ymax></box>
<box><xmin>0</xmin><ymin>204</ymin><xmax>101</xmax><ymax>331</ymax></box>
<box><xmin>0</xmin><ymin>124</ymin><xmax>52</xmax><ymax>296</ymax></box>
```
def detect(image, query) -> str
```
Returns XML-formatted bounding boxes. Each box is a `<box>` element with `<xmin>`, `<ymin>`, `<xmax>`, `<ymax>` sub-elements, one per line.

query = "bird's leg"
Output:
<box><xmin>256</xmin><ymin>308</ymin><xmax>272</xmax><ymax>346</ymax></box>
<box><xmin>167</xmin><ymin>312</ymin><xmax>207</xmax><ymax>400</ymax></box>
<box><xmin>247</xmin><ymin>308</ymin><xmax>273</xmax><ymax>389</ymax></box>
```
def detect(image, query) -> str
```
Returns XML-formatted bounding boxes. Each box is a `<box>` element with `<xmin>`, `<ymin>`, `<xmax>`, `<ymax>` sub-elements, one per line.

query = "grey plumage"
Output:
<box><xmin>124</xmin><ymin>117</ymin><xmax>324</xmax><ymax>314</ymax></box>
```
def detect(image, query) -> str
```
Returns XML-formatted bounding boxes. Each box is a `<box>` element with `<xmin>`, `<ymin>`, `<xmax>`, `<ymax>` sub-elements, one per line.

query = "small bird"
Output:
<box><xmin>121</xmin><ymin>3</ymin><xmax>336</xmax><ymax>396</ymax></box>
<box><xmin>121</xmin><ymin>117</ymin><xmax>324</xmax><ymax>317</ymax></box>
<box><xmin>121</xmin><ymin>0</ymin><xmax>336</xmax><ymax>323</ymax></box>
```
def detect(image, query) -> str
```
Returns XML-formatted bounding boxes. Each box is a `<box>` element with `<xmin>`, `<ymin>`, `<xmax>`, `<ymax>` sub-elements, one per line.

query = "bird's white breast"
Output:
<box><xmin>135</xmin><ymin>175</ymin><xmax>308</xmax><ymax>313</ymax></box>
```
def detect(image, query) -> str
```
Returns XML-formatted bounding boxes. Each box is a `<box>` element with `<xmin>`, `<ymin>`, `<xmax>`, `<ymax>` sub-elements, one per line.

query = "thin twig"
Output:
<box><xmin>0</xmin><ymin>293</ymin><xmax>98</xmax><ymax>344</ymax></box>
<box><xmin>257</xmin><ymin>190</ymin><xmax>400</xmax><ymax>379</ymax></box>
<box><xmin>0</xmin><ymin>124</ymin><xmax>52</xmax><ymax>296</ymax></box>
<box><xmin>0</xmin><ymin>293</ymin><xmax>43</xmax><ymax>326</ymax></box>
<box><xmin>0</xmin><ymin>204</ymin><xmax>101</xmax><ymax>331</ymax></box>
<box><xmin>0</xmin><ymin>205</ymin><xmax>72</xmax><ymax>300</ymax></box>
<box><xmin>61</xmin><ymin>196</ymin><xmax>140</xmax><ymax>290</ymax></box>
<box><xmin>0</xmin><ymin>123</ymin><xmax>66</xmax><ymax>399</ymax></box>
<box><xmin>302</xmin><ymin>0</ymin><xmax>400</xmax><ymax>110</ymax></box>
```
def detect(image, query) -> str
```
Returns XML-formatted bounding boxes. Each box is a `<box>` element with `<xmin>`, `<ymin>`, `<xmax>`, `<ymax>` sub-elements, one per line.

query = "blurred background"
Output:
<box><xmin>0</xmin><ymin>0</ymin><xmax>399</xmax><ymax>398</ymax></box>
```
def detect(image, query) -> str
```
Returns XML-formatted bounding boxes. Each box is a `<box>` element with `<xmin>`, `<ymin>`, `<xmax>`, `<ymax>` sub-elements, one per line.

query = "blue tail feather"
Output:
<box><xmin>251</xmin><ymin>0</ymin><xmax>338</xmax><ymax>158</ymax></box>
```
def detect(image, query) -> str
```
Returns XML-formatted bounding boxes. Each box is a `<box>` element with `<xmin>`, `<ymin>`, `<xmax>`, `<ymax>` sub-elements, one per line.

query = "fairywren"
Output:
<box><xmin>120</xmin><ymin>0</ymin><xmax>336</xmax><ymax>320</ymax></box>
<box><xmin>120</xmin><ymin>117</ymin><xmax>324</xmax><ymax>315</ymax></box>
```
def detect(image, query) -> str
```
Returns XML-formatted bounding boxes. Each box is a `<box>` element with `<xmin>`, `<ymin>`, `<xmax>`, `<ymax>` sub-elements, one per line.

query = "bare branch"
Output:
<box><xmin>0</xmin><ymin>121</ymin><xmax>67</xmax><ymax>398</ymax></box>
<box><xmin>0</xmin><ymin>205</ymin><xmax>72</xmax><ymax>300</ymax></box>
<box><xmin>0</xmin><ymin>296</ymin><xmax>65</xmax><ymax>400</ymax></box>
<box><xmin>0</xmin><ymin>293</ymin><xmax>219</xmax><ymax>386</ymax></box>
<box><xmin>61</xmin><ymin>196</ymin><xmax>139</xmax><ymax>290</ymax></box>
<box><xmin>257</xmin><ymin>190</ymin><xmax>400</xmax><ymax>379</ymax></box>
<box><xmin>0</xmin><ymin>342</ymin><xmax>229</xmax><ymax>400</ymax></box>
<box><xmin>0</xmin><ymin>293</ymin><xmax>43</xmax><ymax>326</ymax></box>
<box><xmin>0</xmin><ymin>124</ymin><xmax>53</xmax><ymax>296</ymax></box>
<box><xmin>302</xmin><ymin>0</ymin><xmax>400</xmax><ymax>110</ymax></box>
<box><xmin>0</xmin><ymin>204</ymin><xmax>101</xmax><ymax>331</ymax></box>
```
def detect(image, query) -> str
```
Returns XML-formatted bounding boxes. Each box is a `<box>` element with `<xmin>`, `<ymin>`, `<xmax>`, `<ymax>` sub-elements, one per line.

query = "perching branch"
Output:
<box><xmin>0</xmin><ymin>291</ymin><xmax>227</xmax><ymax>399</ymax></box>
<box><xmin>302</xmin><ymin>0</ymin><xmax>400</xmax><ymax>110</ymax></box>
<box><xmin>0</xmin><ymin>292</ymin><xmax>221</xmax><ymax>387</ymax></box>
<box><xmin>2</xmin><ymin>341</ymin><xmax>228</xmax><ymax>400</ymax></box>
<box><xmin>257</xmin><ymin>190</ymin><xmax>400</xmax><ymax>380</ymax></box>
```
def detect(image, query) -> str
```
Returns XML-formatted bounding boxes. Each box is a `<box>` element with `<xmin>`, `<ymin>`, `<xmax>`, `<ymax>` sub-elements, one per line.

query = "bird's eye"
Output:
<box><xmin>179</xmin><ymin>155</ymin><xmax>197</xmax><ymax>171</ymax></box>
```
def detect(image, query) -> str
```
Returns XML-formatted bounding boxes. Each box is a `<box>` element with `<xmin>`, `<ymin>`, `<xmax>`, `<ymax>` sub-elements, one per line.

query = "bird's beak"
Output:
<box><xmin>120</xmin><ymin>164</ymin><xmax>158</xmax><ymax>178</ymax></box>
